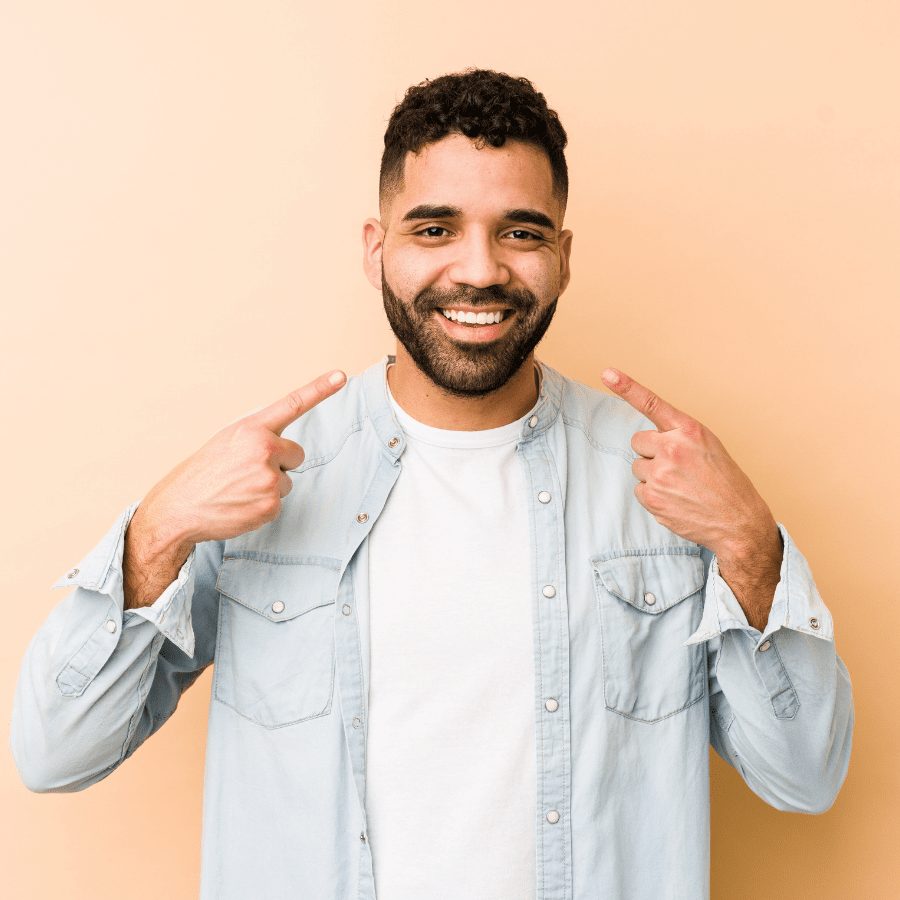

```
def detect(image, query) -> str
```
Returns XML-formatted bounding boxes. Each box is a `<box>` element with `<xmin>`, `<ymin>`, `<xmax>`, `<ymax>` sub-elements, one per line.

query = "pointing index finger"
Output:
<box><xmin>601</xmin><ymin>368</ymin><xmax>691</xmax><ymax>432</ymax></box>
<box><xmin>257</xmin><ymin>370</ymin><xmax>346</xmax><ymax>435</ymax></box>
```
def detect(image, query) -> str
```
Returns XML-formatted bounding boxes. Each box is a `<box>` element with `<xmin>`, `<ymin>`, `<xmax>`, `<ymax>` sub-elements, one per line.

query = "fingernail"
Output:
<box><xmin>602</xmin><ymin>368</ymin><xmax>619</xmax><ymax>385</ymax></box>
<box><xmin>329</xmin><ymin>371</ymin><xmax>345</xmax><ymax>386</ymax></box>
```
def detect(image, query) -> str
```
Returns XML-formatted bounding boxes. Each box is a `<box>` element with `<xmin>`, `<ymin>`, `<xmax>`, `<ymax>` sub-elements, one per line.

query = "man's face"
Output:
<box><xmin>364</xmin><ymin>134</ymin><xmax>573</xmax><ymax>397</ymax></box>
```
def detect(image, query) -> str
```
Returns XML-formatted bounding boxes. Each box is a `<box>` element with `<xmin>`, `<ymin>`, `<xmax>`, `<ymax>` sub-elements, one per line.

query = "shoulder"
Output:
<box><xmin>548</xmin><ymin>365</ymin><xmax>654</xmax><ymax>460</ymax></box>
<box><xmin>280</xmin><ymin>370</ymin><xmax>370</xmax><ymax>467</ymax></box>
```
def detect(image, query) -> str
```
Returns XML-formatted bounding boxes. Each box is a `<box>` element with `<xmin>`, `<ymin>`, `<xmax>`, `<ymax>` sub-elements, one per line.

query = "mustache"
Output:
<box><xmin>413</xmin><ymin>284</ymin><xmax>539</xmax><ymax>313</ymax></box>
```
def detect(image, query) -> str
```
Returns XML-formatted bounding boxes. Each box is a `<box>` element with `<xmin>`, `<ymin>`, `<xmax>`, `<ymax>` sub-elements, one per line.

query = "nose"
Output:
<box><xmin>446</xmin><ymin>230</ymin><xmax>511</xmax><ymax>289</ymax></box>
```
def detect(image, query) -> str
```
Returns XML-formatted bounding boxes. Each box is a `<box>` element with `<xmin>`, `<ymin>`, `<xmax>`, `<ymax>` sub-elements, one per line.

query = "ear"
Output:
<box><xmin>558</xmin><ymin>229</ymin><xmax>574</xmax><ymax>295</ymax></box>
<box><xmin>559</xmin><ymin>231</ymin><xmax>572</xmax><ymax>294</ymax></box>
<box><xmin>362</xmin><ymin>217</ymin><xmax>385</xmax><ymax>290</ymax></box>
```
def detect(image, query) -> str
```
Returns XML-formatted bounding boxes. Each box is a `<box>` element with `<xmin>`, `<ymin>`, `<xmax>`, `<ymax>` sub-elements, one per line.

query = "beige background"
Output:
<box><xmin>2</xmin><ymin>1</ymin><xmax>897</xmax><ymax>897</ymax></box>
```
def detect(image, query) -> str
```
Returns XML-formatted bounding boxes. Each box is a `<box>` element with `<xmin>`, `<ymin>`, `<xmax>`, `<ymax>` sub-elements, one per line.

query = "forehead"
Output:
<box><xmin>393</xmin><ymin>133</ymin><xmax>559</xmax><ymax>224</ymax></box>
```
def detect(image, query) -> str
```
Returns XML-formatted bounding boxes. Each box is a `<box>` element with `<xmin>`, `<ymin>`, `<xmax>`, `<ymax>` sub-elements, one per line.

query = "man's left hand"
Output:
<box><xmin>601</xmin><ymin>367</ymin><xmax>783</xmax><ymax>631</ymax></box>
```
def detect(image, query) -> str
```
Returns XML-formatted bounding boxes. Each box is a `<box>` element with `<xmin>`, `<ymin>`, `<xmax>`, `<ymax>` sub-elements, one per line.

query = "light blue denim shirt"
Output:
<box><xmin>12</xmin><ymin>357</ymin><xmax>853</xmax><ymax>900</ymax></box>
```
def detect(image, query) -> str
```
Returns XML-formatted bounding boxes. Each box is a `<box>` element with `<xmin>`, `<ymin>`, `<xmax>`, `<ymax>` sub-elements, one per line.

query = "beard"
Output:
<box><xmin>381</xmin><ymin>270</ymin><xmax>557</xmax><ymax>398</ymax></box>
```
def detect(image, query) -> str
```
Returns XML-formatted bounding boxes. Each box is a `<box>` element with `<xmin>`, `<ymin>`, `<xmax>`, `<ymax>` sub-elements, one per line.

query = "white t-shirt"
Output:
<box><xmin>364</xmin><ymin>386</ymin><xmax>537</xmax><ymax>900</ymax></box>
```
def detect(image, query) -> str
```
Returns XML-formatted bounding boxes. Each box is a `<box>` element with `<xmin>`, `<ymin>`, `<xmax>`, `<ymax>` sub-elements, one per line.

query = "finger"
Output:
<box><xmin>632</xmin><ymin>457</ymin><xmax>652</xmax><ymax>483</ymax></box>
<box><xmin>601</xmin><ymin>368</ymin><xmax>692</xmax><ymax>433</ymax></box>
<box><xmin>277</xmin><ymin>471</ymin><xmax>293</xmax><ymax>499</ymax></box>
<box><xmin>257</xmin><ymin>370</ymin><xmax>346</xmax><ymax>436</ymax></box>
<box><xmin>274</xmin><ymin>438</ymin><xmax>305</xmax><ymax>472</ymax></box>
<box><xmin>631</xmin><ymin>429</ymin><xmax>661</xmax><ymax>459</ymax></box>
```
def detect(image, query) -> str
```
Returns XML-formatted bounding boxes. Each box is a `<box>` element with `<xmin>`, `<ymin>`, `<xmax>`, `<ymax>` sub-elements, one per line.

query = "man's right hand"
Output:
<box><xmin>123</xmin><ymin>370</ymin><xmax>346</xmax><ymax>609</ymax></box>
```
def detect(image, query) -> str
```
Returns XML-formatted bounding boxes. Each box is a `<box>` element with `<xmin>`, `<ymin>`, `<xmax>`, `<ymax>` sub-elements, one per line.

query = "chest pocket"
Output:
<box><xmin>593</xmin><ymin>549</ymin><xmax>706</xmax><ymax>723</ymax></box>
<box><xmin>214</xmin><ymin>556</ymin><xmax>338</xmax><ymax>729</ymax></box>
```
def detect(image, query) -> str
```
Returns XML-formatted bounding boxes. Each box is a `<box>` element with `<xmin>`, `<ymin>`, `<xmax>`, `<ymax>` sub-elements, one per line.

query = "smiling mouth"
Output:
<box><xmin>439</xmin><ymin>308</ymin><xmax>512</xmax><ymax>326</ymax></box>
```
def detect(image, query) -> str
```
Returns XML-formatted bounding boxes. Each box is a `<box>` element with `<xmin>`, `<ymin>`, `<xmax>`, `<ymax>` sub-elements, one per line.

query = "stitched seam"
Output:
<box><xmin>604</xmin><ymin>691</ymin><xmax>706</xmax><ymax>724</ymax></box>
<box><xmin>119</xmin><ymin>633</ymin><xmax>161</xmax><ymax>761</ymax></box>
<box><xmin>213</xmin><ymin>582</ymin><xmax>336</xmax><ymax>728</ymax></box>
<box><xmin>561</xmin><ymin>415</ymin><xmax>636</xmax><ymax>462</ymax></box>
<box><xmin>217</xmin><ymin>589</ymin><xmax>335</xmax><ymax>620</ymax></box>
<box><xmin>57</xmin><ymin>601</ymin><xmax>116</xmax><ymax>690</ymax></box>
<box><xmin>213</xmin><ymin>693</ymin><xmax>334</xmax><ymax>729</ymax></box>
<box><xmin>769</xmin><ymin>641</ymin><xmax>801</xmax><ymax>720</ymax></box>
<box><xmin>523</xmin><ymin>447</ymin><xmax>546</xmax><ymax>898</ymax></box>
<box><xmin>291</xmin><ymin>421</ymin><xmax>364</xmax><ymax>472</ymax></box>
<box><xmin>221</xmin><ymin>555</ymin><xmax>340</xmax><ymax>569</ymax></box>
<box><xmin>542</xmin><ymin>432</ymin><xmax>570</xmax><ymax>882</ymax></box>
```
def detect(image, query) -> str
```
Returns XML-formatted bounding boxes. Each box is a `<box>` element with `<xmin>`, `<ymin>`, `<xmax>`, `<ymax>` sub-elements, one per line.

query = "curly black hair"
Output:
<box><xmin>380</xmin><ymin>68</ymin><xmax>568</xmax><ymax>212</ymax></box>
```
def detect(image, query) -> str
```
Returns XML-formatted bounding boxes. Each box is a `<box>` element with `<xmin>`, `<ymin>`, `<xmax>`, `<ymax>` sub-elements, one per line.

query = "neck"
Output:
<box><xmin>387</xmin><ymin>343</ymin><xmax>539</xmax><ymax>430</ymax></box>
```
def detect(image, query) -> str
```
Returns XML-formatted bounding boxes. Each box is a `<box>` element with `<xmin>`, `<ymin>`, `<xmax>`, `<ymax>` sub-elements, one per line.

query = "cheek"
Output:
<box><xmin>383</xmin><ymin>246</ymin><xmax>446</xmax><ymax>295</ymax></box>
<box><xmin>514</xmin><ymin>257</ymin><xmax>559</xmax><ymax>299</ymax></box>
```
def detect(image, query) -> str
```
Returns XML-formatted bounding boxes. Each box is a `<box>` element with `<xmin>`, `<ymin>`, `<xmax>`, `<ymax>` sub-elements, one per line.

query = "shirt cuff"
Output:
<box><xmin>684</xmin><ymin>523</ymin><xmax>835</xmax><ymax>648</ymax></box>
<box><xmin>53</xmin><ymin>502</ymin><xmax>197</xmax><ymax>658</ymax></box>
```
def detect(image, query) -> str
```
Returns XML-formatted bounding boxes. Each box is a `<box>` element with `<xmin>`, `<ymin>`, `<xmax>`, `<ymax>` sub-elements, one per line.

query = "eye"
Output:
<box><xmin>507</xmin><ymin>229</ymin><xmax>543</xmax><ymax>241</ymax></box>
<box><xmin>416</xmin><ymin>226</ymin><xmax>451</xmax><ymax>238</ymax></box>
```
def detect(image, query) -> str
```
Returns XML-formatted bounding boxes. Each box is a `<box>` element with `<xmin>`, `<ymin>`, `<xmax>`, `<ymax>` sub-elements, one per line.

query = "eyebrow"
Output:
<box><xmin>401</xmin><ymin>204</ymin><xmax>557</xmax><ymax>231</ymax></box>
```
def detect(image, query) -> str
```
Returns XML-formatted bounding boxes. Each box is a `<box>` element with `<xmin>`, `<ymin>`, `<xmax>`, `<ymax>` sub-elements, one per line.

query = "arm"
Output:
<box><xmin>601</xmin><ymin>368</ymin><xmax>853</xmax><ymax>811</ymax></box>
<box><xmin>11</xmin><ymin>371</ymin><xmax>345</xmax><ymax>791</ymax></box>
<box><xmin>695</xmin><ymin>532</ymin><xmax>853</xmax><ymax>812</ymax></box>
<box><xmin>11</xmin><ymin>506</ymin><xmax>223</xmax><ymax>792</ymax></box>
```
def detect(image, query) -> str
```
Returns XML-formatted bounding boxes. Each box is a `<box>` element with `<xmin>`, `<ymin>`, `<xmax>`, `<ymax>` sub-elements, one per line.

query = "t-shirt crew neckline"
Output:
<box><xmin>386</xmin><ymin>384</ymin><xmax>536</xmax><ymax>450</ymax></box>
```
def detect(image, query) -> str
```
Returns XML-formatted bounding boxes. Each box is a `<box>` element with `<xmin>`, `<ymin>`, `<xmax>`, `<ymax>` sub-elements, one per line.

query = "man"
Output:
<box><xmin>13</xmin><ymin>69</ymin><xmax>853</xmax><ymax>899</ymax></box>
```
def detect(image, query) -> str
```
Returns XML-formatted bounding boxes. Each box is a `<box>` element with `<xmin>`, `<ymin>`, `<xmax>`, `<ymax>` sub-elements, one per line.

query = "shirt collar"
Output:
<box><xmin>362</xmin><ymin>355</ymin><xmax>563</xmax><ymax>458</ymax></box>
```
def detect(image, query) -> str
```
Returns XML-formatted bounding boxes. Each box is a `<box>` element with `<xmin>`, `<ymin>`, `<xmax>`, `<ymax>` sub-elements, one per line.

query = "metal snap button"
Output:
<box><xmin>545</xmin><ymin>698</ymin><xmax>559</xmax><ymax>712</ymax></box>
<box><xmin>546</xmin><ymin>810</ymin><xmax>560</xmax><ymax>824</ymax></box>
<box><xmin>388</xmin><ymin>437</ymin><xmax>399</xmax><ymax>448</ymax></box>
<box><xmin>272</xmin><ymin>600</ymin><xmax>285</xmax><ymax>614</ymax></box>
<box><xmin>644</xmin><ymin>592</ymin><xmax>656</xmax><ymax>606</ymax></box>
<box><xmin>342</xmin><ymin>604</ymin><xmax>352</xmax><ymax>616</ymax></box>
<box><xmin>106</xmin><ymin>620</ymin><xmax>117</xmax><ymax>634</ymax></box>
<box><xmin>352</xmin><ymin>717</ymin><xmax>362</xmax><ymax>729</ymax></box>
<box><xmin>809</xmin><ymin>617</ymin><xmax>820</xmax><ymax>629</ymax></box>
<box><xmin>759</xmin><ymin>640</ymin><xmax>771</xmax><ymax>652</ymax></box>
<box><xmin>542</xmin><ymin>585</ymin><xmax>556</xmax><ymax>598</ymax></box>
<box><xmin>538</xmin><ymin>491</ymin><xmax>551</xmax><ymax>504</ymax></box>
<box><xmin>357</xmin><ymin>513</ymin><xmax>369</xmax><ymax>524</ymax></box>
<box><xmin>67</xmin><ymin>568</ymin><xmax>79</xmax><ymax>578</ymax></box>
<box><xmin>528</xmin><ymin>415</ymin><xmax>538</xmax><ymax>428</ymax></box>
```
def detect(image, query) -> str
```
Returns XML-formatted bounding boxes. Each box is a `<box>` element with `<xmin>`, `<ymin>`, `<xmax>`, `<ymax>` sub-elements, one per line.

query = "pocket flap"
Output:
<box><xmin>593</xmin><ymin>550</ymin><xmax>704</xmax><ymax>614</ymax></box>
<box><xmin>216</xmin><ymin>556</ymin><xmax>340</xmax><ymax>622</ymax></box>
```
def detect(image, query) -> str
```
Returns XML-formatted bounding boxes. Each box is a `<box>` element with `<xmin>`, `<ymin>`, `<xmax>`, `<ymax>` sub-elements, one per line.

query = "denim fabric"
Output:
<box><xmin>12</xmin><ymin>356</ymin><xmax>853</xmax><ymax>900</ymax></box>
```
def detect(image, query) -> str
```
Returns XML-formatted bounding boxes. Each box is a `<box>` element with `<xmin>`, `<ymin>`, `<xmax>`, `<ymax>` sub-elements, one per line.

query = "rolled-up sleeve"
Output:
<box><xmin>686</xmin><ymin>524</ymin><xmax>854</xmax><ymax>813</ymax></box>
<box><xmin>11</xmin><ymin>504</ymin><xmax>221</xmax><ymax>793</ymax></box>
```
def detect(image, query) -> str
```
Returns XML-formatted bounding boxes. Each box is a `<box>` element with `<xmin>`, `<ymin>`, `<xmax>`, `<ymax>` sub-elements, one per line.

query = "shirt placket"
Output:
<box><xmin>519</xmin><ymin>429</ymin><xmax>573</xmax><ymax>900</ymax></box>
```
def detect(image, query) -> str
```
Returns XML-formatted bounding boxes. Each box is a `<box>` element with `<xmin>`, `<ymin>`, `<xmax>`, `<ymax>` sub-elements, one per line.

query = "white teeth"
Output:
<box><xmin>441</xmin><ymin>309</ymin><xmax>507</xmax><ymax>325</ymax></box>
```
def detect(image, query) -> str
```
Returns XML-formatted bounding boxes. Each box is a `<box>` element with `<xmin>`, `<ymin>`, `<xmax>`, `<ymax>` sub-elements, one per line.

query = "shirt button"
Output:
<box><xmin>272</xmin><ymin>600</ymin><xmax>285</xmax><ymax>614</ymax></box>
<box><xmin>542</xmin><ymin>585</ymin><xmax>556</xmax><ymax>598</ymax></box>
<box><xmin>545</xmin><ymin>698</ymin><xmax>559</xmax><ymax>712</ymax></box>
<box><xmin>352</xmin><ymin>717</ymin><xmax>362</xmax><ymax>729</ymax></box>
<box><xmin>809</xmin><ymin>617</ymin><xmax>820</xmax><ymax>629</ymax></box>
<box><xmin>357</xmin><ymin>513</ymin><xmax>369</xmax><ymax>524</ymax></box>
<box><xmin>644</xmin><ymin>592</ymin><xmax>656</xmax><ymax>606</ymax></box>
<box><xmin>342</xmin><ymin>604</ymin><xmax>352</xmax><ymax>616</ymax></box>
<box><xmin>528</xmin><ymin>415</ymin><xmax>538</xmax><ymax>427</ymax></box>
<box><xmin>538</xmin><ymin>491</ymin><xmax>551</xmax><ymax>504</ymax></box>
<box><xmin>360</xmin><ymin>833</ymin><xmax>367</xmax><ymax>843</ymax></box>
<box><xmin>546</xmin><ymin>810</ymin><xmax>560</xmax><ymax>824</ymax></box>
<box><xmin>106</xmin><ymin>620</ymin><xmax>117</xmax><ymax>634</ymax></box>
<box><xmin>67</xmin><ymin>568</ymin><xmax>79</xmax><ymax>579</ymax></box>
<box><xmin>388</xmin><ymin>437</ymin><xmax>400</xmax><ymax>448</ymax></box>
<box><xmin>759</xmin><ymin>640</ymin><xmax>771</xmax><ymax>652</ymax></box>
